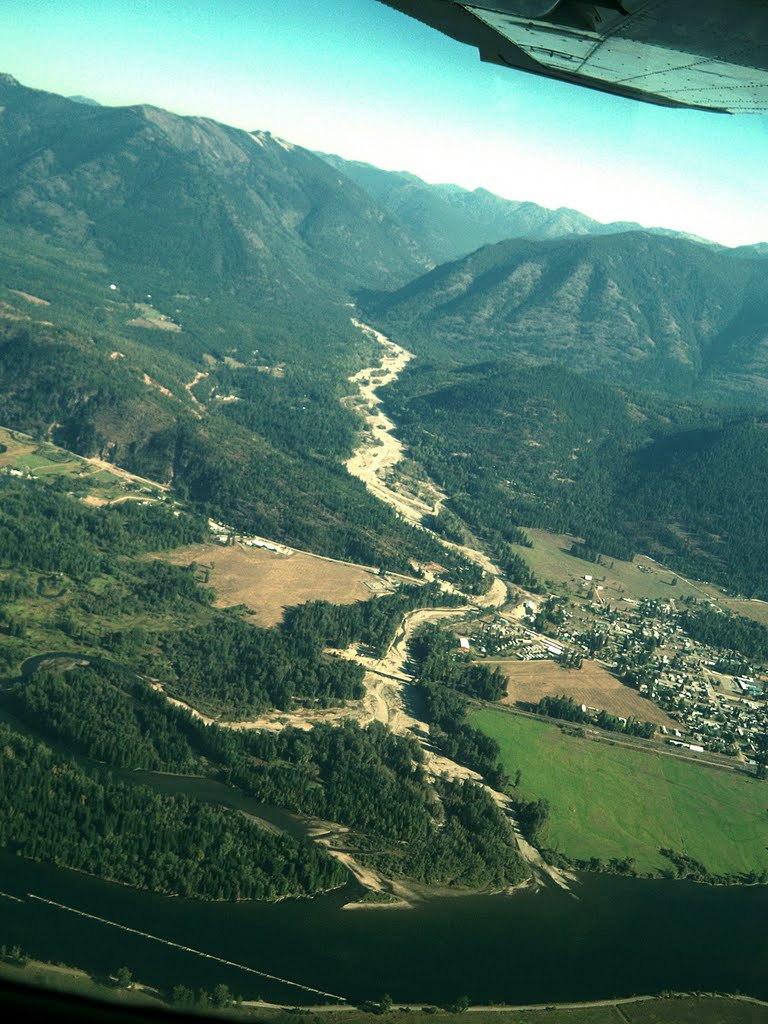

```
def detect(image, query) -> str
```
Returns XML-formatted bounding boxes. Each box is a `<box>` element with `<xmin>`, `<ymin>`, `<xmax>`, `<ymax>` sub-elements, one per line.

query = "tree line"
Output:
<box><xmin>0</xmin><ymin>721</ymin><xmax>346</xmax><ymax>901</ymax></box>
<box><xmin>535</xmin><ymin>694</ymin><xmax>656</xmax><ymax>738</ymax></box>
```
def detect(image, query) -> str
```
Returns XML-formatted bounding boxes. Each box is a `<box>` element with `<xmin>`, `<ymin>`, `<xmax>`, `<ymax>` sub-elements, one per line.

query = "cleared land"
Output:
<box><xmin>516</xmin><ymin>528</ymin><xmax>768</xmax><ymax>627</ymax></box>
<box><xmin>725</xmin><ymin>598</ymin><xmax>768</xmax><ymax>627</ymax></box>
<box><xmin>489</xmin><ymin>657</ymin><xmax>674</xmax><ymax>728</ymax></box>
<box><xmin>126</xmin><ymin>302</ymin><xmax>182</xmax><ymax>331</ymax></box>
<box><xmin>471</xmin><ymin>707</ymin><xmax>768</xmax><ymax>877</ymax></box>
<box><xmin>8</xmin><ymin>288</ymin><xmax>49</xmax><ymax>305</ymax></box>
<box><xmin>0</xmin><ymin>426</ymin><xmax>165</xmax><ymax>504</ymax></box>
<box><xmin>162</xmin><ymin>542</ymin><xmax>390</xmax><ymax>627</ymax></box>
<box><xmin>515</xmin><ymin>529</ymin><xmax>711</xmax><ymax>604</ymax></box>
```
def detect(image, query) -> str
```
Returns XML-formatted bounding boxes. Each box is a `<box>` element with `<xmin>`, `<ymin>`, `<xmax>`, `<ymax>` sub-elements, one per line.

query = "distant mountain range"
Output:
<box><xmin>1</xmin><ymin>72</ymin><xmax>768</xmax><ymax>589</ymax></box>
<box><xmin>317</xmin><ymin>152</ymin><xmax>715</xmax><ymax>265</ymax></box>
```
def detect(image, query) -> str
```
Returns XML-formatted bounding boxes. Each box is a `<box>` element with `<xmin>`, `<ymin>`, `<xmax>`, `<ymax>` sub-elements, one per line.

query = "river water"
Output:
<box><xmin>2</xmin><ymin>849</ymin><xmax>767</xmax><ymax>1006</ymax></box>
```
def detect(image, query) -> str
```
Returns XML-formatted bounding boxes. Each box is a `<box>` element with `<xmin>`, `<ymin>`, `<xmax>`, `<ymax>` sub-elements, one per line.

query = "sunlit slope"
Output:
<box><xmin>363</xmin><ymin>232</ymin><xmax>768</xmax><ymax>403</ymax></box>
<box><xmin>0</xmin><ymin>74</ymin><xmax>458</xmax><ymax>571</ymax></box>
<box><xmin>0</xmin><ymin>75</ymin><xmax>429</xmax><ymax>301</ymax></box>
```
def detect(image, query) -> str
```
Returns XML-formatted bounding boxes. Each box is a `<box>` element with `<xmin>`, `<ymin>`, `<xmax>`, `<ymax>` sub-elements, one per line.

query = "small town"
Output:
<box><xmin>462</xmin><ymin>581</ymin><xmax>768</xmax><ymax>768</ymax></box>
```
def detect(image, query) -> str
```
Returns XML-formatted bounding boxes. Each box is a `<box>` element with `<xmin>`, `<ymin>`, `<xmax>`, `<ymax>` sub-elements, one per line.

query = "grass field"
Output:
<box><xmin>0</xmin><ymin>426</ymin><xmax>164</xmax><ymax>504</ymax></box>
<box><xmin>724</xmin><ymin>599</ymin><xmax>768</xmax><ymax>627</ymax></box>
<box><xmin>163</xmin><ymin>543</ymin><xmax>391</xmax><ymax>627</ymax></box>
<box><xmin>514</xmin><ymin>530</ymin><xmax>713</xmax><ymax>604</ymax></box>
<box><xmin>516</xmin><ymin>529</ymin><xmax>768</xmax><ymax>627</ymax></box>
<box><xmin>489</xmin><ymin>658</ymin><xmax>674</xmax><ymax>728</ymax></box>
<box><xmin>471</xmin><ymin>707</ymin><xmax>768</xmax><ymax>877</ymax></box>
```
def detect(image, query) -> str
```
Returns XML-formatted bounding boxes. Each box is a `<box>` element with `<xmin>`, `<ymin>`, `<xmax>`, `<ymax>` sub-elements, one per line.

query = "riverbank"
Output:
<box><xmin>2</xmin><ymin>957</ymin><xmax>768</xmax><ymax>1024</ymax></box>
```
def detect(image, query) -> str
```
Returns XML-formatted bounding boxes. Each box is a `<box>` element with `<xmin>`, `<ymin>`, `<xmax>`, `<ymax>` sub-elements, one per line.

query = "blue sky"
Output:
<box><xmin>2</xmin><ymin>0</ymin><xmax>768</xmax><ymax>245</ymax></box>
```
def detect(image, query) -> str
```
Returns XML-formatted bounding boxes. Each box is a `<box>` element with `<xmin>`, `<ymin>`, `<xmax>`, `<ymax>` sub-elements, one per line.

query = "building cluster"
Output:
<box><xmin>208</xmin><ymin>519</ymin><xmax>293</xmax><ymax>556</ymax></box>
<box><xmin>467</xmin><ymin>617</ymin><xmax>566</xmax><ymax>661</ymax></box>
<box><xmin>466</xmin><ymin>589</ymin><xmax>767</xmax><ymax>764</ymax></box>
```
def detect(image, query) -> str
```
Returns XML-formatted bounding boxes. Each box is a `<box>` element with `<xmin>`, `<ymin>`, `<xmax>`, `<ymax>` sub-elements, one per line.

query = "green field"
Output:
<box><xmin>471</xmin><ymin>707</ymin><xmax>768</xmax><ymax>877</ymax></box>
<box><xmin>0</xmin><ymin>426</ymin><xmax>165</xmax><ymax>503</ymax></box>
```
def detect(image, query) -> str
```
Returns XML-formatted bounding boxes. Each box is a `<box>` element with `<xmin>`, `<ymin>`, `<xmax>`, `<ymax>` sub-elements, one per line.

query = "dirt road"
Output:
<box><xmin>185</xmin><ymin>370</ymin><xmax>208</xmax><ymax>413</ymax></box>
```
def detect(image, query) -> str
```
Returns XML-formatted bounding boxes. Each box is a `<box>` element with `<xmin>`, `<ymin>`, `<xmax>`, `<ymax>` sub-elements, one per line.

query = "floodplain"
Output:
<box><xmin>471</xmin><ymin>707</ymin><xmax>768</xmax><ymax>878</ymax></box>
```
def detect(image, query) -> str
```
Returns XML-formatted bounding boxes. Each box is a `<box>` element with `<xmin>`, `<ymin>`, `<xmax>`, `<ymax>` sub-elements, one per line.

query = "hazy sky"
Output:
<box><xmin>2</xmin><ymin>0</ymin><xmax>768</xmax><ymax>246</ymax></box>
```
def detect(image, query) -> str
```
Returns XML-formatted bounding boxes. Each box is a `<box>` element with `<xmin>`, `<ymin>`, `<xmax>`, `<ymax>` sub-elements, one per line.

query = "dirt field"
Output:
<box><xmin>724</xmin><ymin>598</ymin><xmax>768</xmax><ymax>626</ymax></box>
<box><xmin>9</xmin><ymin>288</ymin><xmax>49</xmax><ymax>305</ymax></box>
<box><xmin>162</xmin><ymin>542</ymin><xmax>390</xmax><ymax>626</ymax></box>
<box><xmin>489</xmin><ymin>657</ymin><xmax>674</xmax><ymax>727</ymax></box>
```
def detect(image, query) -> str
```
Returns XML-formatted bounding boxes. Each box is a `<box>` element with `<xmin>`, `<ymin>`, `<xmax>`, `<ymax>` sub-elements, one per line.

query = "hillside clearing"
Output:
<box><xmin>515</xmin><ymin>528</ymin><xmax>768</xmax><ymax>627</ymax></box>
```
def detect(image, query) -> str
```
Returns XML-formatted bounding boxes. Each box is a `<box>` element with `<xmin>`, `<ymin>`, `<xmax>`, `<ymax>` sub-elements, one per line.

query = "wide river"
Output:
<box><xmin>2</xmin><ymin>846</ymin><xmax>767</xmax><ymax>1005</ymax></box>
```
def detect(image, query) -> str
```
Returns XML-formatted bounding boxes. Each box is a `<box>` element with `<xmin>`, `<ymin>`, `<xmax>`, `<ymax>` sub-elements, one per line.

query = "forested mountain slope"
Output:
<box><xmin>387</xmin><ymin>361</ymin><xmax>768</xmax><ymax>597</ymax></box>
<box><xmin>0</xmin><ymin>76</ymin><xmax>469</xmax><ymax>573</ymax></box>
<box><xmin>0</xmin><ymin>75</ymin><xmax>429</xmax><ymax>300</ymax></box>
<box><xmin>363</xmin><ymin>231</ymin><xmax>768</xmax><ymax>403</ymax></box>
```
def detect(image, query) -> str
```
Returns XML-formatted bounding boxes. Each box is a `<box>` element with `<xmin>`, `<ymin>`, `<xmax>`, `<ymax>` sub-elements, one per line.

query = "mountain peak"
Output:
<box><xmin>67</xmin><ymin>94</ymin><xmax>101</xmax><ymax>106</ymax></box>
<box><xmin>0</xmin><ymin>73</ymin><xmax>20</xmax><ymax>87</ymax></box>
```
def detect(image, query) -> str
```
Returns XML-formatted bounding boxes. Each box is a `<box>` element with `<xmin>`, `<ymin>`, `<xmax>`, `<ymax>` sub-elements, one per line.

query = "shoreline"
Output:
<box><xmin>3</xmin><ymin>959</ymin><xmax>768</xmax><ymax>1019</ymax></box>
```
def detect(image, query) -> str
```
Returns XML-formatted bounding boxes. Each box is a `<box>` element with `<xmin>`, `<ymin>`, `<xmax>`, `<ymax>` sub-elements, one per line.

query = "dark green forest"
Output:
<box><xmin>679</xmin><ymin>606</ymin><xmax>768</xmax><ymax>664</ymax></box>
<box><xmin>386</xmin><ymin>361</ymin><xmax>768</xmax><ymax>598</ymax></box>
<box><xmin>0</xmin><ymin>476</ymin><xmax>527</xmax><ymax>896</ymax></box>
<box><xmin>0</xmin><ymin>722</ymin><xmax>346</xmax><ymax>901</ymax></box>
<box><xmin>409</xmin><ymin>625</ymin><xmax>510</xmax><ymax>788</ymax></box>
<box><xmin>3</xmin><ymin>659</ymin><xmax>526</xmax><ymax>893</ymax></box>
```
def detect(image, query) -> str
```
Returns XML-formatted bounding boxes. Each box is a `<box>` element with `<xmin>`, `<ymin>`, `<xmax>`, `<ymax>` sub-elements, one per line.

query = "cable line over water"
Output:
<box><xmin>26</xmin><ymin>893</ymin><xmax>348</xmax><ymax>1002</ymax></box>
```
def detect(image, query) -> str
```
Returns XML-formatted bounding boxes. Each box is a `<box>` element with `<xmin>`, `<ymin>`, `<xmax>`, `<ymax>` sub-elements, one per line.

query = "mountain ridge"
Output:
<box><xmin>362</xmin><ymin>230</ymin><xmax>768</xmax><ymax>403</ymax></box>
<box><xmin>0</xmin><ymin>75</ymin><xmax>431</xmax><ymax>307</ymax></box>
<box><xmin>317</xmin><ymin>151</ymin><xmax>717</xmax><ymax>264</ymax></box>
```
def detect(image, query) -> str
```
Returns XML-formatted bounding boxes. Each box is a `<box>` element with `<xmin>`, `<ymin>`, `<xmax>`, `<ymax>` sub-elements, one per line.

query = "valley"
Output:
<box><xmin>0</xmin><ymin>70</ymin><xmax>767</xmax><ymax>1018</ymax></box>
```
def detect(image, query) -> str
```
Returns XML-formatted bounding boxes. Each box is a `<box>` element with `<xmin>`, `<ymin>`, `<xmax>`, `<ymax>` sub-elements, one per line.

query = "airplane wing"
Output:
<box><xmin>377</xmin><ymin>1</ymin><xmax>768</xmax><ymax>114</ymax></box>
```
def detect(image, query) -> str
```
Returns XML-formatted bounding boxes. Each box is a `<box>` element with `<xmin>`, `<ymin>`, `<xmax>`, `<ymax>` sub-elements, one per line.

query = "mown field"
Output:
<box><xmin>470</xmin><ymin>707</ymin><xmax>768</xmax><ymax>877</ymax></box>
<box><xmin>489</xmin><ymin>658</ymin><xmax>673</xmax><ymax>728</ymax></box>
<box><xmin>162</xmin><ymin>543</ymin><xmax>392</xmax><ymax>627</ymax></box>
